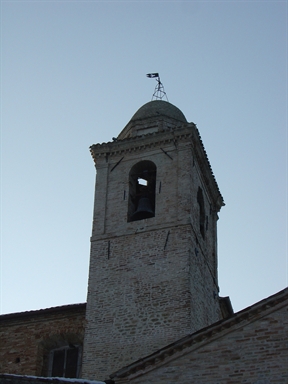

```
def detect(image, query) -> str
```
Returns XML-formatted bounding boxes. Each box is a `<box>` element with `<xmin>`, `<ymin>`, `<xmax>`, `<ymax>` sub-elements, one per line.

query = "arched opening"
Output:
<box><xmin>197</xmin><ymin>187</ymin><xmax>205</xmax><ymax>239</ymax></box>
<box><xmin>48</xmin><ymin>344</ymin><xmax>81</xmax><ymax>378</ymax></box>
<box><xmin>128</xmin><ymin>160</ymin><xmax>156</xmax><ymax>222</ymax></box>
<box><xmin>40</xmin><ymin>333</ymin><xmax>83</xmax><ymax>378</ymax></box>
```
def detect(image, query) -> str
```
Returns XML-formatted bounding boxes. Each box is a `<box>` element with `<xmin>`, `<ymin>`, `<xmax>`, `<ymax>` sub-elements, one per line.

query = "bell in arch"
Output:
<box><xmin>131</xmin><ymin>196</ymin><xmax>154</xmax><ymax>221</ymax></box>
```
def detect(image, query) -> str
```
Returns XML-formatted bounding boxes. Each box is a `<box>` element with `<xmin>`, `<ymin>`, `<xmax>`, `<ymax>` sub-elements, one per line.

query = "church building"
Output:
<box><xmin>0</xmin><ymin>94</ymin><xmax>287</xmax><ymax>384</ymax></box>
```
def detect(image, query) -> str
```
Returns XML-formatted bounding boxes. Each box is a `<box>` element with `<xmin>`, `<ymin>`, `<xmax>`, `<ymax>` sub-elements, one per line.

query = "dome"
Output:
<box><xmin>118</xmin><ymin>100</ymin><xmax>187</xmax><ymax>139</ymax></box>
<box><xmin>130</xmin><ymin>100</ymin><xmax>187</xmax><ymax>123</ymax></box>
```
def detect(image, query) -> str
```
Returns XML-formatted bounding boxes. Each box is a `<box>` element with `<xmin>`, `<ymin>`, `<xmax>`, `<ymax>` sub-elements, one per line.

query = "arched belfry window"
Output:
<box><xmin>128</xmin><ymin>161</ymin><xmax>156</xmax><ymax>222</ymax></box>
<box><xmin>197</xmin><ymin>187</ymin><xmax>205</xmax><ymax>239</ymax></box>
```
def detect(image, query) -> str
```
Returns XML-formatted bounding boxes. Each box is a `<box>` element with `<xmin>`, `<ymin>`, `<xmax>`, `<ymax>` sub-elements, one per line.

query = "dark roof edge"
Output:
<box><xmin>0</xmin><ymin>303</ymin><xmax>86</xmax><ymax>321</ymax></box>
<box><xmin>0</xmin><ymin>374</ymin><xmax>105</xmax><ymax>384</ymax></box>
<box><xmin>110</xmin><ymin>287</ymin><xmax>288</xmax><ymax>380</ymax></box>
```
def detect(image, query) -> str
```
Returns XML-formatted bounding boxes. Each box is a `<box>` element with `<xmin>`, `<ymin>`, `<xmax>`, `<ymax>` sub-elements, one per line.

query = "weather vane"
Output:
<box><xmin>146</xmin><ymin>73</ymin><xmax>168</xmax><ymax>101</ymax></box>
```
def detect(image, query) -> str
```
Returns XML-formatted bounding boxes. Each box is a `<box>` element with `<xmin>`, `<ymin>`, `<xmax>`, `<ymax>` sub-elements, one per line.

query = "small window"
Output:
<box><xmin>48</xmin><ymin>345</ymin><xmax>81</xmax><ymax>378</ymax></box>
<box><xmin>197</xmin><ymin>187</ymin><xmax>205</xmax><ymax>239</ymax></box>
<box><xmin>128</xmin><ymin>161</ymin><xmax>156</xmax><ymax>222</ymax></box>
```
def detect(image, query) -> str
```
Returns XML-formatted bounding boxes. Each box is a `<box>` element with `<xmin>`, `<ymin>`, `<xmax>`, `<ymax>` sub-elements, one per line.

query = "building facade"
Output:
<box><xmin>110</xmin><ymin>288</ymin><xmax>288</xmax><ymax>384</ymax></box>
<box><xmin>82</xmin><ymin>100</ymin><xmax>225</xmax><ymax>379</ymax></box>
<box><xmin>0</xmin><ymin>304</ymin><xmax>85</xmax><ymax>378</ymax></box>
<box><xmin>0</xmin><ymin>99</ymin><xmax>287</xmax><ymax>384</ymax></box>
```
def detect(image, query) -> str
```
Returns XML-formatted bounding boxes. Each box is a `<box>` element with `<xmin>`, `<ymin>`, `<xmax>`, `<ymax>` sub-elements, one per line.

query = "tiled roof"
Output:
<box><xmin>0</xmin><ymin>303</ymin><xmax>86</xmax><ymax>321</ymax></box>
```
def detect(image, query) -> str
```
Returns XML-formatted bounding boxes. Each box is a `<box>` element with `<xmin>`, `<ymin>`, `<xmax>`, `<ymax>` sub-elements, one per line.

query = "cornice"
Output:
<box><xmin>90</xmin><ymin>124</ymin><xmax>196</xmax><ymax>160</ymax></box>
<box><xmin>191</xmin><ymin>126</ymin><xmax>224</xmax><ymax>209</ymax></box>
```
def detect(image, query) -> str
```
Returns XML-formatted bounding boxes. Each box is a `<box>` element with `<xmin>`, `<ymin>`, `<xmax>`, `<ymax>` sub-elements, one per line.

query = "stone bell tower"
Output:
<box><xmin>82</xmin><ymin>100</ymin><xmax>225</xmax><ymax>380</ymax></box>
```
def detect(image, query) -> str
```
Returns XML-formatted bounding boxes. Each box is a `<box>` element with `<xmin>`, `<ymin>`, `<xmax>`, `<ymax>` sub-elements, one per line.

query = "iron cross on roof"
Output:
<box><xmin>146</xmin><ymin>73</ymin><xmax>169</xmax><ymax>101</ymax></box>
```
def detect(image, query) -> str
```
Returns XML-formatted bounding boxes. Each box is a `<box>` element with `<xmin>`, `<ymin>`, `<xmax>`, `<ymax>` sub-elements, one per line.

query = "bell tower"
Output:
<box><xmin>82</xmin><ymin>100</ymin><xmax>225</xmax><ymax>380</ymax></box>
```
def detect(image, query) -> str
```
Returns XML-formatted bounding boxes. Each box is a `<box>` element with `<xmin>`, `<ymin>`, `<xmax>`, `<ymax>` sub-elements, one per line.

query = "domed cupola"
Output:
<box><xmin>118</xmin><ymin>100</ymin><xmax>187</xmax><ymax>139</ymax></box>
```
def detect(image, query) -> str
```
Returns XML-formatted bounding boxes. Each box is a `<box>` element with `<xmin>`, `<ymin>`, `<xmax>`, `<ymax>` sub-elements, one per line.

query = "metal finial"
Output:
<box><xmin>146</xmin><ymin>73</ymin><xmax>168</xmax><ymax>101</ymax></box>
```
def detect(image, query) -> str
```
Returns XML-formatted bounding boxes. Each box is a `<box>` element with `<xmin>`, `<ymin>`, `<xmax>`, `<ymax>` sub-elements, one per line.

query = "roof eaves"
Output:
<box><xmin>0</xmin><ymin>374</ymin><xmax>105</xmax><ymax>384</ymax></box>
<box><xmin>0</xmin><ymin>303</ymin><xmax>86</xmax><ymax>322</ymax></box>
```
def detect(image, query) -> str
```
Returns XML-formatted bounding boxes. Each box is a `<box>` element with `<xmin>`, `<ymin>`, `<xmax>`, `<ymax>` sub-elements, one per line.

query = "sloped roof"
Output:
<box><xmin>0</xmin><ymin>374</ymin><xmax>105</xmax><ymax>384</ymax></box>
<box><xmin>0</xmin><ymin>303</ymin><xmax>86</xmax><ymax>322</ymax></box>
<box><xmin>110</xmin><ymin>287</ymin><xmax>288</xmax><ymax>381</ymax></box>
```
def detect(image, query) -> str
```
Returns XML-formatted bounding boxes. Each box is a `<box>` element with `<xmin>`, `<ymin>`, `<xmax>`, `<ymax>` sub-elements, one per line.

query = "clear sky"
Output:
<box><xmin>1</xmin><ymin>0</ymin><xmax>287</xmax><ymax>315</ymax></box>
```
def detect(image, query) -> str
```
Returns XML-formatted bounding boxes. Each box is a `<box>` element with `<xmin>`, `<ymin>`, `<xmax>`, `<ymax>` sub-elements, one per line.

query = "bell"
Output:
<box><xmin>131</xmin><ymin>197</ymin><xmax>154</xmax><ymax>221</ymax></box>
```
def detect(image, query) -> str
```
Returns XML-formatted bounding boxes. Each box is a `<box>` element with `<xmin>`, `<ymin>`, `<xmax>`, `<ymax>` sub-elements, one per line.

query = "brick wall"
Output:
<box><xmin>83</xmin><ymin>124</ymin><xmax>223</xmax><ymax>380</ymax></box>
<box><xmin>0</xmin><ymin>304</ymin><xmax>85</xmax><ymax>377</ymax></box>
<box><xmin>122</xmin><ymin>298</ymin><xmax>288</xmax><ymax>384</ymax></box>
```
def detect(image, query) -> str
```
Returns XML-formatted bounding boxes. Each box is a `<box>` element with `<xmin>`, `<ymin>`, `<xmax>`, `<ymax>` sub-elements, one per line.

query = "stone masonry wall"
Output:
<box><xmin>83</xmin><ymin>226</ymin><xmax>192</xmax><ymax>380</ymax></box>
<box><xmin>127</xmin><ymin>302</ymin><xmax>288</xmax><ymax>384</ymax></box>
<box><xmin>83</xmin><ymin>133</ymin><xmax>223</xmax><ymax>380</ymax></box>
<box><xmin>0</xmin><ymin>305</ymin><xmax>85</xmax><ymax>377</ymax></box>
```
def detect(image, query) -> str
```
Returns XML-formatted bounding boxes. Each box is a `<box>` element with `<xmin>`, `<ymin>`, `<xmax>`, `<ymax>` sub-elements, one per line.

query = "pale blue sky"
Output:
<box><xmin>1</xmin><ymin>0</ymin><xmax>287</xmax><ymax>315</ymax></box>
